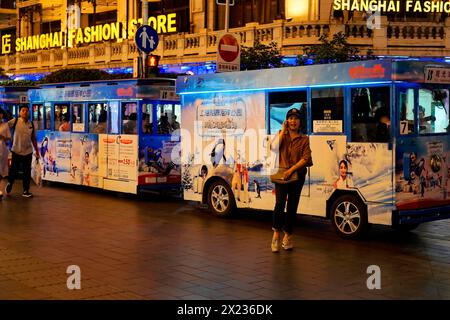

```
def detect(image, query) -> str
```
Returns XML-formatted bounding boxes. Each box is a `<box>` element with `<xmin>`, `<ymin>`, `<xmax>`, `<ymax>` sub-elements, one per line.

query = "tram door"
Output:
<box><xmin>138</xmin><ymin>100</ymin><xmax>181</xmax><ymax>188</ymax></box>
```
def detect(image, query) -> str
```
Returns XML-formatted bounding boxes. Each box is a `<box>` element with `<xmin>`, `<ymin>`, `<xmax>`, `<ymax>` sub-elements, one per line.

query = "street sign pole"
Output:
<box><xmin>225</xmin><ymin>0</ymin><xmax>229</xmax><ymax>32</ymax></box>
<box><xmin>141</xmin><ymin>0</ymin><xmax>149</xmax><ymax>78</ymax></box>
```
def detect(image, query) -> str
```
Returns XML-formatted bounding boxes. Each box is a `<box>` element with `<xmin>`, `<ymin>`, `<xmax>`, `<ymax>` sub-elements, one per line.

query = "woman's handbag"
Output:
<box><xmin>270</xmin><ymin>167</ymin><xmax>299</xmax><ymax>184</ymax></box>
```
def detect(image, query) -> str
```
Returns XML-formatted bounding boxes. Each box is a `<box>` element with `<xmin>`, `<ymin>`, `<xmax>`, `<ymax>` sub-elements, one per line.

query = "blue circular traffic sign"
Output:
<box><xmin>135</xmin><ymin>25</ymin><xmax>159</xmax><ymax>54</ymax></box>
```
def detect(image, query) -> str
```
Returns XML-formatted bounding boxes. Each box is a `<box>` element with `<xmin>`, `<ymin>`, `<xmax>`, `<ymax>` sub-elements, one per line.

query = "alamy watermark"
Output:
<box><xmin>366</xmin><ymin>265</ymin><xmax>381</xmax><ymax>290</ymax></box>
<box><xmin>66</xmin><ymin>265</ymin><xmax>81</xmax><ymax>290</ymax></box>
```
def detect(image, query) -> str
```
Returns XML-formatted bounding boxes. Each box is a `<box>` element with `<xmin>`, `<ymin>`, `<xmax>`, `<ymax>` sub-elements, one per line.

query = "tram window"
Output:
<box><xmin>351</xmin><ymin>87</ymin><xmax>390</xmax><ymax>142</ymax></box>
<box><xmin>54</xmin><ymin>104</ymin><xmax>70</xmax><ymax>132</ymax></box>
<box><xmin>121</xmin><ymin>102</ymin><xmax>138</xmax><ymax>134</ymax></box>
<box><xmin>88</xmin><ymin>103</ymin><xmax>107</xmax><ymax>134</ymax></box>
<box><xmin>44</xmin><ymin>105</ymin><xmax>51</xmax><ymax>130</ymax></box>
<box><xmin>32</xmin><ymin>104</ymin><xmax>44</xmax><ymax>130</ymax></box>
<box><xmin>311</xmin><ymin>88</ymin><xmax>344</xmax><ymax>133</ymax></box>
<box><xmin>142</xmin><ymin>104</ymin><xmax>153</xmax><ymax>134</ymax></box>
<box><xmin>109</xmin><ymin>101</ymin><xmax>119</xmax><ymax>134</ymax></box>
<box><xmin>418</xmin><ymin>89</ymin><xmax>449</xmax><ymax>135</ymax></box>
<box><xmin>268</xmin><ymin>91</ymin><xmax>307</xmax><ymax>134</ymax></box>
<box><xmin>156</xmin><ymin>104</ymin><xmax>181</xmax><ymax>134</ymax></box>
<box><xmin>399</xmin><ymin>88</ymin><xmax>415</xmax><ymax>135</ymax></box>
<box><xmin>72</xmin><ymin>103</ymin><xmax>85</xmax><ymax>132</ymax></box>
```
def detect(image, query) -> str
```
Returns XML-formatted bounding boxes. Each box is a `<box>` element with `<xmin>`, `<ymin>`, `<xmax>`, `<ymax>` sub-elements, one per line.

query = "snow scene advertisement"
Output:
<box><xmin>181</xmin><ymin>91</ymin><xmax>270</xmax><ymax>208</ymax></box>
<box><xmin>181</xmin><ymin>91</ymin><xmax>394</xmax><ymax>224</ymax></box>
<box><xmin>396</xmin><ymin>136</ymin><xmax>450</xmax><ymax>210</ymax></box>
<box><xmin>35</xmin><ymin>131</ymin><xmax>100</xmax><ymax>187</ymax></box>
<box><xmin>138</xmin><ymin>137</ymin><xmax>181</xmax><ymax>187</ymax></box>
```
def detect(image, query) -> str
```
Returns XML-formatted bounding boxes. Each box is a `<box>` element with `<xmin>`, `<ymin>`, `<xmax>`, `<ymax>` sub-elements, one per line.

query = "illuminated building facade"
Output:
<box><xmin>1</xmin><ymin>0</ymin><xmax>450</xmax><ymax>77</ymax></box>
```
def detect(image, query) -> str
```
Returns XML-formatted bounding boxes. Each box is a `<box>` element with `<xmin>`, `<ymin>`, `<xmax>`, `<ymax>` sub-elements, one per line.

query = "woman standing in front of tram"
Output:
<box><xmin>270</xmin><ymin>108</ymin><xmax>313</xmax><ymax>252</ymax></box>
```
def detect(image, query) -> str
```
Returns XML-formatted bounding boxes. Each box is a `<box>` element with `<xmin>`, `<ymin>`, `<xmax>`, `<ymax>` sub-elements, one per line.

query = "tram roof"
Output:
<box><xmin>176</xmin><ymin>59</ymin><xmax>450</xmax><ymax>94</ymax></box>
<box><xmin>37</xmin><ymin>77</ymin><xmax>176</xmax><ymax>88</ymax></box>
<box><xmin>29</xmin><ymin>77</ymin><xmax>178</xmax><ymax>102</ymax></box>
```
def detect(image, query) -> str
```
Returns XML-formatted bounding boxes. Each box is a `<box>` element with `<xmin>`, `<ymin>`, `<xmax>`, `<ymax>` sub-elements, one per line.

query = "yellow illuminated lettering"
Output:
<box><xmin>148</xmin><ymin>16</ymin><xmax>157</xmax><ymax>30</ymax></box>
<box><xmin>102</xmin><ymin>23</ymin><xmax>111</xmax><ymax>40</ymax></box>
<box><xmin>84</xmin><ymin>27</ymin><xmax>91</xmax><ymax>43</ymax></box>
<box><xmin>32</xmin><ymin>35</ymin><xmax>39</xmax><ymax>50</ymax></box>
<box><xmin>52</xmin><ymin>32</ymin><xmax>61</xmax><ymax>47</ymax></box>
<box><xmin>167</xmin><ymin>13</ymin><xmax>177</xmax><ymax>32</ymax></box>
<box><xmin>15</xmin><ymin>38</ymin><xmax>20</xmax><ymax>52</ymax></box>
<box><xmin>423</xmin><ymin>1</ymin><xmax>431</xmax><ymax>12</ymax></box>
<box><xmin>137</xmin><ymin>18</ymin><xmax>143</xmax><ymax>25</ymax></box>
<box><xmin>431</xmin><ymin>0</ymin><xmax>440</xmax><ymax>12</ymax></box>
<box><xmin>369</xmin><ymin>0</ymin><xmax>377</xmax><ymax>11</ymax></box>
<box><xmin>360</xmin><ymin>0</ymin><xmax>369</xmax><ymax>12</ymax></box>
<box><xmin>26</xmin><ymin>36</ymin><xmax>33</xmax><ymax>51</ymax></box>
<box><xmin>378</xmin><ymin>1</ymin><xmax>386</xmax><ymax>11</ymax></box>
<box><xmin>111</xmin><ymin>22</ymin><xmax>120</xmax><ymax>40</ymax></box>
<box><xmin>68</xmin><ymin>29</ymin><xmax>76</xmax><ymax>46</ymax></box>
<box><xmin>46</xmin><ymin>33</ymin><xmax>53</xmax><ymax>49</ymax></box>
<box><xmin>341</xmin><ymin>0</ymin><xmax>350</xmax><ymax>10</ymax></box>
<box><xmin>350</xmin><ymin>0</ymin><xmax>359</xmax><ymax>11</ymax></box>
<box><xmin>387</xmin><ymin>1</ymin><xmax>396</xmax><ymax>12</ymax></box>
<box><xmin>91</xmin><ymin>25</ymin><xmax>99</xmax><ymax>42</ymax></box>
<box><xmin>76</xmin><ymin>28</ymin><xmax>84</xmax><ymax>45</ymax></box>
<box><xmin>445</xmin><ymin>1</ymin><xmax>450</xmax><ymax>13</ymax></box>
<box><xmin>128</xmin><ymin>19</ymin><xmax>138</xmax><ymax>39</ymax></box>
<box><xmin>414</xmin><ymin>0</ymin><xmax>422</xmax><ymax>12</ymax></box>
<box><xmin>1</xmin><ymin>34</ymin><xmax>11</xmax><ymax>54</ymax></box>
<box><xmin>157</xmin><ymin>15</ymin><xmax>167</xmax><ymax>33</ymax></box>
<box><xmin>406</xmin><ymin>0</ymin><xmax>413</xmax><ymax>11</ymax></box>
<box><xmin>40</xmin><ymin>34</ymin><xmax>46</xmax><ymax>49</ymax></box>
<box><xmin>333</xmin><ymin>0</ymin><xmax>341</xmax><ymax>10</ymax></box>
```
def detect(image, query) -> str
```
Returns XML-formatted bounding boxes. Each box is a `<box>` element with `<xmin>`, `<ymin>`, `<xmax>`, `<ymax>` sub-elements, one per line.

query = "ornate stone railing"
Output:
<box><xmin>3</xmin><ymin>19</ymin><xmax>450</xmax><ymax>74</ymax></box>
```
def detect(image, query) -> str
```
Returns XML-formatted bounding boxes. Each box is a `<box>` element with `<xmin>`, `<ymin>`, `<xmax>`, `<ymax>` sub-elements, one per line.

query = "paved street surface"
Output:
<box><xmin>1</xmin><ymin>181</ymin><xmax>450</xmax><ymax>300</ymax></box>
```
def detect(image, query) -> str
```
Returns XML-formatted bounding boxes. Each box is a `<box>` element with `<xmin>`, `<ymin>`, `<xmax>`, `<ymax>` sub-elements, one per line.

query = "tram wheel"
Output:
<box><xmin>331</xmin><ymin>194</ymin><xmax>368</xmax><ymax>239</ymax></box>
<box><xmin>207</xmin><ymin>180</ymin><xmax>236</xmax><ymax>218</ymax></box>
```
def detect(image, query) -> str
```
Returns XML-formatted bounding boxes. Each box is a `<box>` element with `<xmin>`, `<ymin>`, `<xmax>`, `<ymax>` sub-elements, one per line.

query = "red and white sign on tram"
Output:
<box><xmin>217</xmin><ymin>33</ymin><xmax>240</xmax><ymax>73</ymax></box>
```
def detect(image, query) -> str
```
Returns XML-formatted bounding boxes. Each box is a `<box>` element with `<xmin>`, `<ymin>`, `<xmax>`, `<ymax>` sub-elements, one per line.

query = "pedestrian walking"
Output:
<box><xmin>0</xmin><ymin>108</ymin><xmax>11</xmax><ymax>199</ymax></box>
<box><xmin>5</xmin><ymin>105</ymin><xmax>40</xmax><ymax>198</ymax></box>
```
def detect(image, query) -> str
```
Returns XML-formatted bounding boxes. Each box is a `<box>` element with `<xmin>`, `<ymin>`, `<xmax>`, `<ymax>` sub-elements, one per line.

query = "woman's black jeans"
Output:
<box><xmin>272</xmin><ymin>174</ymin><xmax>306</xmax><ymax>234</ymax></box>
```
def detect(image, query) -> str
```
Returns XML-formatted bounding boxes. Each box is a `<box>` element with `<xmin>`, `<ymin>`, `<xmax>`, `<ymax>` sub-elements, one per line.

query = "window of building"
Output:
<box><xmin>268</xmin><ymin>90</ymin><xmax>307</xmax><ymax>134</ymax></box>
<box><xmin>41</xmin><ymin>20</ymin><xmax>61</xmax><ymax>34</ymax></box>
<box><xmin>121</xmin><ymin>102</ymin><xmax>138</xmax><ymax>134</ymax></box>
<box><xmin>89</xmin><ymin>10</ymin><xmax>117</xmax><ymax>26</ymax></box>
<box><xmin>351</xmin><ymin>87</ymin><xmax>390</xmax><ymax>142</ymax></box>
<box><xmin>72</xmin><ymin>103</ymin><xmax>85</xmax><ymax>132</ymax></box>
<box><xmin>88</xmin><ymin>102</ymin><xmax>108</xmax><ymax>134</ymax></box>
<box><xmin>215</xmin><ymin>0</ymin><xmax>284</xmax><ymax>30</ymax></box>
<box><xmin>156</xmin><ymin>103</ymin><xmax>180</xmax><ymax>135</ymax></box>
<box><xmin>147</xmin><ymin>0</ymin><xmax>190</xmax><ymax>32</ymax></box>
<box><xmin>399</xmin><ymin>88</ymin><xmax>415</xmax><ymax>135</ymax></box>
<box><xmin>142</xmin><ymin>104</ymin><xmax>153</xmax><ymax>134</ymax></box>
<box><xmin>311</xmin><ymin>88</ymin><xmax>344</xmax><ymax>133</ymax></box>
<box><xmin>419</xmin><ymin>88</ymin><xmax>449</xmax><ymax>135</ymax></box>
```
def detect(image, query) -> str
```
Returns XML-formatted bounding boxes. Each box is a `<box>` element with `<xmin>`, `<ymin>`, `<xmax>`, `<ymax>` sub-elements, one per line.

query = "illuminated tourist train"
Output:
<box><xmin>177</xmin><ymin>59</ymin><xmax>450</xmax><ymax>239</ymax></box>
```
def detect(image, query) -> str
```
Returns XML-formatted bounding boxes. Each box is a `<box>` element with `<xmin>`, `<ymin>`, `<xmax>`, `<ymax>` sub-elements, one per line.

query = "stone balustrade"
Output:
<box><xmin>2</xmin><ymin>19</ymin><xmax>450</xmax><ymax>74</ymax></box>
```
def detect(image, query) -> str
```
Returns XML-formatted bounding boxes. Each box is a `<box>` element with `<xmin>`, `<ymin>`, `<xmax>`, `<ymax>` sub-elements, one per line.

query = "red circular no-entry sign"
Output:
<box><xmin>218</xmin><ymin>34</ymin><xmax>240</xmax><ymax>63</ymax></box>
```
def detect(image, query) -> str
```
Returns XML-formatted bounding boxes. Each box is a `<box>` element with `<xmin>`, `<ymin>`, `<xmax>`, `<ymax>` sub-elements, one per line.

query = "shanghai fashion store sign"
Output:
<box><xmin>333</xmin><ymin>0</ymin><xmax>450</xmax><ymax>13</ymax></box>
<box><xmin>0</xmin><ymin>13</ymin><xmax>177</xmax><ymax>55</ymax></box>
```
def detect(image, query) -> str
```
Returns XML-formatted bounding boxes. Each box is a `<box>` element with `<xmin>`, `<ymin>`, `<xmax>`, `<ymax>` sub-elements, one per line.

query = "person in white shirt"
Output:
<box><xmin>5</xmin><ymin>105</ymin><xmax>40</xmax><ymax>198</ymax></box>
<box><xmin>0</xmin><ymin>108</ymin><xmax>12</xmax><ymax>198</ymax></box>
